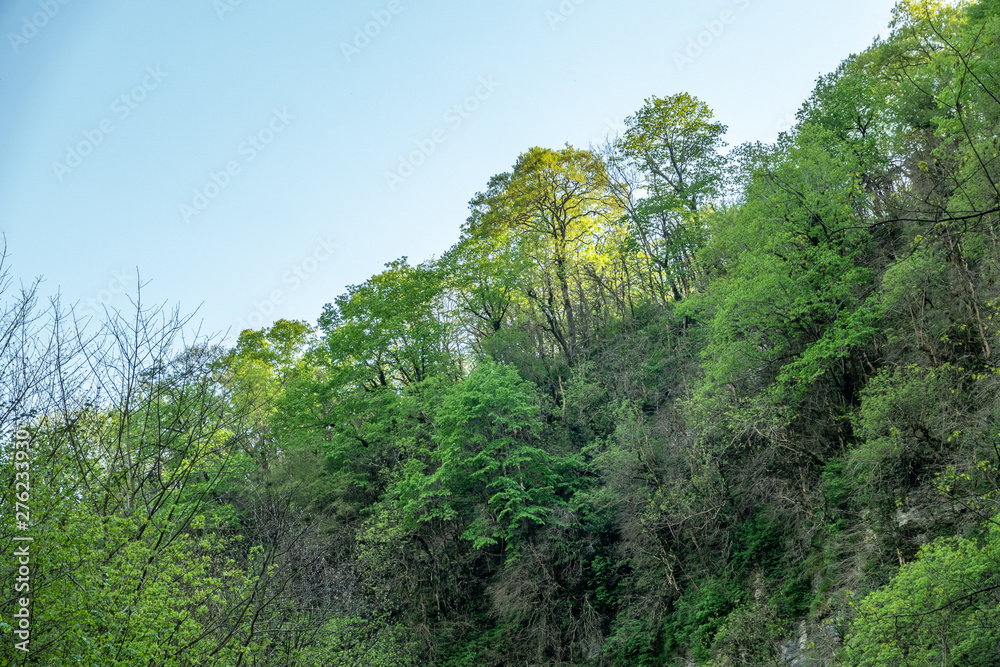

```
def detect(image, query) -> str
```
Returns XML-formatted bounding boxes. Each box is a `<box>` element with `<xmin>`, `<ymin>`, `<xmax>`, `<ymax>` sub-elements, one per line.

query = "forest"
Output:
<box><xmin>2</xmin><ymin>1</ymin><xmax>1000</xmax><ymax>664</ymax></box>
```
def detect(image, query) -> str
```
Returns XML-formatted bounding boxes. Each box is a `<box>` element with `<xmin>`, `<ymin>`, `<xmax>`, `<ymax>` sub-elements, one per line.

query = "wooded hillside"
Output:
<box><xmin>3</xmin><ymin>1</ymin><xmax>1000</xmax><ymax>664</ymax></box>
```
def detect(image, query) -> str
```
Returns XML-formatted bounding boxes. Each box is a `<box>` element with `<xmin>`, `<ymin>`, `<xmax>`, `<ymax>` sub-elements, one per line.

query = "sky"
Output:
<box><xmin>0</xmin><ymin>0</ymin><xmax>898</xmax><ymax>342</ymax></box>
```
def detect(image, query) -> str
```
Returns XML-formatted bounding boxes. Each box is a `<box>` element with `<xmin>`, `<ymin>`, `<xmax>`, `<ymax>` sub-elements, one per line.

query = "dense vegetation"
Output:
<box><xmin>4</xmin><ymin>1</ymin><xmax>1000</xmax><ymax>664</ymax></box>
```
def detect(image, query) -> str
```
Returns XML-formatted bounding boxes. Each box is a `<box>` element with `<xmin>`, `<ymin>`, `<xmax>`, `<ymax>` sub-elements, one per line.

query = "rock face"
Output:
<box><xmin>776</xmin><ymin>618</ymin><xmax>844</xmax><ymax>666</ymax></box>
<box><xmin>778</xmin><ymin>618</ymin><xmax>843</xmax><ymax>667</ymax></box>
<box><xmin>778</xmin><ymin>621</ymin><xmax>809</xmax><ymax>666</ymax></box>
<box><xmin>893</xmin><ymin>486</ymin><xmax>964</xmax><ymax>531</ymax></box>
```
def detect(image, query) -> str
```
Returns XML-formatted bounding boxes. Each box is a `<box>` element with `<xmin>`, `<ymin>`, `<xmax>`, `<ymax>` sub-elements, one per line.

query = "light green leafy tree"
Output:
<box><xmin>466</xmin><ymin>146</ymin><xmax>616</xmax><ymax>361</ymax></box>
<box><xmin>843</xmin><ymin>516</ymin><xmax>1000</xmax><ymax>666</ymax></box>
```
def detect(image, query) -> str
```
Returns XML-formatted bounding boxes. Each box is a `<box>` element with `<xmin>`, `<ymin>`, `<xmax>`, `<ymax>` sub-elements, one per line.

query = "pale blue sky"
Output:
<box><xmin>1</xmin><ymin>0</ymin><xmax>896</xmax><ymax>339</ymax></box>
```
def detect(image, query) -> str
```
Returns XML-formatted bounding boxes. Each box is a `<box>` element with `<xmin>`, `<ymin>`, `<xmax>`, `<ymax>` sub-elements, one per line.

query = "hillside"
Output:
<box><xmin>2</xmin><ymin>1</ymin><xmax>1000</xmax><ymax>664</ymax></box>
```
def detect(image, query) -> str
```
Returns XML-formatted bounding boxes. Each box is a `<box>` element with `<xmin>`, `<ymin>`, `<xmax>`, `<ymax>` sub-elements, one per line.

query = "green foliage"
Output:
<box><xmin>232</xmin><ymin>318</ymin><xmax>313</xmax><ymax>375</ymax></box>
<box><xmin>619</xmin><ymin>92</ymin><xmax>727</xmax><ymax>213</ymax></box>
<box><xmin>843</xmin><ymin>516</ymin><xmax>1000</xmax><ymax>666</ymax></box>
<box><xmin>312</xmin><ymin>615</ymin><xmax>420</xmax><ymax>667</ymax></box>
<box><xmin>397</xmin><ymin>359</ymin><xmax>573</xmax><ymax>553</ymax></box>
<box><xmin>605</xmin><ymin>616</ymin><xmax>664</xmax><ymax>667</ymax></box>
<box><xmin>775</xmin><ymin>571</ymin><xmax>813</xmax><ymax>620</ymax></box>
<box><xmin>709</xmin><ymin>602</ymin><xmax>787</xmax><ymax>667</ymax></box>
<box><xmin>696</xmin><ymin>122</ymin><xmax>880</xmax><ymax>416</ymax></box>
<box><xmin>436</xmin><ymin>625</ymin><xmax>506</xmax><ymax>667</ymax></box>
<box><xmin>465</xmin><ymin>145</ymin><xmax>618</xmax><ymax>360</ymax></box>
<box><xmin>318</xmin><ymin>257</ymin><xmax>451</xmax><ymax>389</ymax></box>
<box><xmin>664</xmin><ymin>577</ymin><xmax>741</xmax><ymax>662</ymax></box>
<box><xmin>849</xmin><ymin>365</ymin><xmax>948</xmax><ymax>497</ymax></box>
<box><xmin>732</xmin><ymin>512</ymin><xmax>785</xmax><ymax>578</ymax></box>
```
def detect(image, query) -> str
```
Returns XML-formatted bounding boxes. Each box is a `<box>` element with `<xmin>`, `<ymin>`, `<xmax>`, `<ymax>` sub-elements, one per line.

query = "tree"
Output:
<box><xmin>466</xmin><ymin>146</ymin><xmax>617</xmax><ymax>361</ymax></box>
<box><xmin>843</xmin><ymin>516</ymin><xmax>1000</xmax><ymax>666</ymax></box>
<box><xmin>396</xmin><ymin>358</ymin><xmax>571</xmax><ymax>553</ymax></box>
<box><xmin>618</xmin><ymin>92</ymin><xmax>727</xmax><ymax>214</ymax></box>
<box><xmin>318</xmin><ymin>258</ymin><xmax>452</xmax><ymax>389</ymax></box>
<box><xmin>608</xmin><ymin>93</ymin><xmax>727</xmax><ymax>301</ymax></box>
<box><xmin>439</xmin><ymin>233</ymin><xmax>528</xmax><ymax>343</ymax></box>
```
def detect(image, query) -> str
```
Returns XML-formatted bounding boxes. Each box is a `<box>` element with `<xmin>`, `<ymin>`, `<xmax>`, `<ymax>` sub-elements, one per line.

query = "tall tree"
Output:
<box><xmin>609</xmin><ymin>93</ymin><xmax>727</xmax><ymax>301</ymax></box>
<box><xmin>466</xmin><ymin>146</ymin><xmax>616</xmax><ymax>361</ymax></box>
<box><xmin>618</xmin><ymin>92</ymin><xmax>727</xmax><ymax>214</ymax></box>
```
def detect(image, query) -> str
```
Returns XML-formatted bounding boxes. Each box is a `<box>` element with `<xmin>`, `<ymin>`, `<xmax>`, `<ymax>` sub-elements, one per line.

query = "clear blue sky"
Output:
<box><xmin>0</xmin><ymin>0</ymin><xmax>897</xmax><ymax>340</ymax></box>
